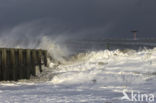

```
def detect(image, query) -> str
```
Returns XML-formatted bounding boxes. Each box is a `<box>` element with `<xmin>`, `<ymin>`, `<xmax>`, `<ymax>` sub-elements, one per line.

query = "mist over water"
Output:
<box><xmin>0</xmin><ymin>22</ymin><xmax>156</xmax><ymax>103</ymax></box>
<box><xmin>0</xmin><ymin>21</ymin><xmax>73</xmax><ymax>63</ymax></box>
<box><xmin>0</xmin><ymin>0</ymin><xmax>156</xmax><ymax>102</ymax></box>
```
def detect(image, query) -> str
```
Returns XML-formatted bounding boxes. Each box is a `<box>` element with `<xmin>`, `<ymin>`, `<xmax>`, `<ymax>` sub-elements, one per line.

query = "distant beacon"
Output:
<box><xmin>131</xmin><ymin>30</ymin><xmax>138</xmax><ymax>40</ymax></box>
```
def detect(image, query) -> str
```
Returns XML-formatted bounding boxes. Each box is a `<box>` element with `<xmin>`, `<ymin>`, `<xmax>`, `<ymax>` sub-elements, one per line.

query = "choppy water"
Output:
<box><xmin>64</xmin><ymin>39</ymin><xmax>156</xmax><ymax>55</ymax></box>
<box><xmin>0</xmin><ymin>39</ymin><xmax>156</xmax><ymax>103</ymax></box>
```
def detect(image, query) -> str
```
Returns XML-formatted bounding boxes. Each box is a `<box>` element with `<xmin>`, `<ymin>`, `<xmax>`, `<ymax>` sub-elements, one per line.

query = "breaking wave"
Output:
<box><xmin>1</xmin><ymin>34</ymin><xmax>156</xmax><ymax>87</ymax></box>
<box><xmin>48</xmin><ymin>48</ymin><xmax>156</xmax><ymax>86</ymax></box>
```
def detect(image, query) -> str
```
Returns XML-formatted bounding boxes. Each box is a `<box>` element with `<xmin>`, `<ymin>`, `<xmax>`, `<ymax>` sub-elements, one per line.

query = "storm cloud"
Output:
<box><xmin>0</xmin><ymin>0</ymin><xmax>156</xmax><ymax>39</ymax></box>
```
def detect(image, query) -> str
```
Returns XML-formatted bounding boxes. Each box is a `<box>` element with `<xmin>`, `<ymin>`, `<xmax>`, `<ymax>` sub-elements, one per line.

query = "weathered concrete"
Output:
<box><xmin>0</xmin><ymin>48</ymin><xmax>47</xmax><ymax>81</ymax></box>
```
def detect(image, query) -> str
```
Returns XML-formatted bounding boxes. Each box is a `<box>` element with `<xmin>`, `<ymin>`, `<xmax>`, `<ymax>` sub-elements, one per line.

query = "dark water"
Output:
<box><xmin>64</xmin><ymin>39</ymin><xmax>156</xmax><ymax>55</ymax></box>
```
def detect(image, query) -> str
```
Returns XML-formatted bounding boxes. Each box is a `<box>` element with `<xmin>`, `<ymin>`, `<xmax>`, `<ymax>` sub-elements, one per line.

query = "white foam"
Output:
<box><xmin>51</xmin><ymin>48</ymin><xmax>156</xmax><ymax>85</ymax></box>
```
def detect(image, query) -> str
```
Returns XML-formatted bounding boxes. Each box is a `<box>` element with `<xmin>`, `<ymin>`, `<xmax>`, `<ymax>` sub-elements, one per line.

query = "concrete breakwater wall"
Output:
<box><xmin>0</xmin><ymin>48</ymin><xmax>47</xmax><ymax>81</ymax></box>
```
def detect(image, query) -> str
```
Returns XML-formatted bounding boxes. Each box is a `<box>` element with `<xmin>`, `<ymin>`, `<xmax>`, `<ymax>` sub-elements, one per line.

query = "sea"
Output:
<box><xmin>0</xmin><ymin>38</ymin><xmax>156</xmax><ymax>103</ymax></box>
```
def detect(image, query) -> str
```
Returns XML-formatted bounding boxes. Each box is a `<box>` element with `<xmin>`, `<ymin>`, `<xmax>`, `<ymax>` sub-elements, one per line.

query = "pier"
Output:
<box><xmin>0</xmin><ymin>48</ymin><xmax>47</xmax><ymax>81</ymax></box>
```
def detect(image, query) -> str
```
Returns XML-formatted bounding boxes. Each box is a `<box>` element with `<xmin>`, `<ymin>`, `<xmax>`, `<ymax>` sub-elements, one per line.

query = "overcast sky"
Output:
<box><xmin>0</xmin><ymin>0</ymin><xmax>156</xmax><ymax>39</ymax></box>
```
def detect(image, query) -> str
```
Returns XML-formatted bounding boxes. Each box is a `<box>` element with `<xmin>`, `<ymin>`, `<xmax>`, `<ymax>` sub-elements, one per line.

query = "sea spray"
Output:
<box><xmin>51</xmin><ymin>48</ymin><xmax>156</xmax><ymax>85</ymax></box>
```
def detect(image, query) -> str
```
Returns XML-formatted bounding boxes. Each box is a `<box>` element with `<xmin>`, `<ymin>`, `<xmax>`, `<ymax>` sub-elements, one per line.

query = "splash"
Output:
<box><xmin>0</xmin><ymin>21</ymin><xmax>71</xmax><ymax>64</ymax></box>
<box><xmin>51</xmin><ymin>48</ymin><xmax>156</xmax><ymax>85</ymax></box>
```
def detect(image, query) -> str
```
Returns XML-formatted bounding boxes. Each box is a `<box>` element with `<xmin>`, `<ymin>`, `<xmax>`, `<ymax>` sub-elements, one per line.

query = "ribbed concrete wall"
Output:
<box><xmin>0</xmin><ymin>48</ymin><xmax>47</xmax><ymax>81</ymax></box>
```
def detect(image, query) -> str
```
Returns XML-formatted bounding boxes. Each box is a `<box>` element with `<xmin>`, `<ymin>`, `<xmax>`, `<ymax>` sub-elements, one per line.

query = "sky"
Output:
<box><xmin>0</xmin><ymin>0</ymin><xmax>156</xmax><ymax>39</ymax></box>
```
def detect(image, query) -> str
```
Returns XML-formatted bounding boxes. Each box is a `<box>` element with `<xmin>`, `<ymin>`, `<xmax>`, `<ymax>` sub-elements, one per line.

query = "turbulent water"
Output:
<box><xmin>0</xmin><ymin>39</ymin><xmax>156</xmax><ymax>103</ymax></box>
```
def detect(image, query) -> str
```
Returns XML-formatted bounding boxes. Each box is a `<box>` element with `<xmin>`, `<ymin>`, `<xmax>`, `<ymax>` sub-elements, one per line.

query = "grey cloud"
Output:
<box><xmin>0</xmin><ymin>0</ymin><xmax>156</xmax><ymax>38</ymax></box>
